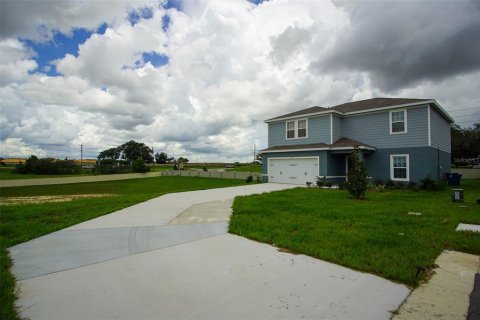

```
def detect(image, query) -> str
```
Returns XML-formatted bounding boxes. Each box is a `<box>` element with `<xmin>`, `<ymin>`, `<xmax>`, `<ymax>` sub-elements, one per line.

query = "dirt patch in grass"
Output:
<box><xmin>0</xmin><ymin>194</ymin><xmax>117</xmax><ymax>206</ymax></box>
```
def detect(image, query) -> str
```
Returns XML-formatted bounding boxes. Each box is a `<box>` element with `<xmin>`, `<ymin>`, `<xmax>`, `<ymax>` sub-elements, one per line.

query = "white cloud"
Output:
<box><xmin>0</xmin><ymin>39</ymin><xmax>37</xmax><ymax>85</ymax></box>
<box><xmin>0</xmin><ymin>0</ymin><xmax>158</xmax><ymax>40</ymax></box>
<box><xmin>0</xmin><ymin>0</ymin><xmax>479</xmax><ymax>161</ymax></box>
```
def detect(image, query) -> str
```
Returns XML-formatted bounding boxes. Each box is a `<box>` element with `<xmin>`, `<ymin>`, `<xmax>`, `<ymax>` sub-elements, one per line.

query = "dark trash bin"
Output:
<box><xmin>446</xmin><ymin>173</ymin><xmax>462</xmax><ymax>186</ymax></box>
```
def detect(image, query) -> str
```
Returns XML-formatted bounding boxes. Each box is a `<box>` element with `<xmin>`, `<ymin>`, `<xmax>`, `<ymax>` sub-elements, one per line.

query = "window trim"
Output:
<box><xmin>389</xmin><ymin>109</ymin><xmax>408</xmax><ymax>134</ymax></box>
<box><xmin>285</xmin><ymin>118</ymin><xmax>308</xmax><ymax>140</ymax></box>
<box><xmin>390</xmin><ymin>154</ymin><xmax>409</xmax><ymax>181</ymax></box>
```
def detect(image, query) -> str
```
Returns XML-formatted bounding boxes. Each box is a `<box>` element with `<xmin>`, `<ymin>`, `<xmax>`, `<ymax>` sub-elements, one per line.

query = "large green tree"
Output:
<box><xmin>97</xmin><ymin>140</ymin><xmax>154</xmax><ymax>163</ymax></box>
<box><xmin>451</xmin><ymin>123</ymin><xmax>480</xmax><ymax>160</ymax></box>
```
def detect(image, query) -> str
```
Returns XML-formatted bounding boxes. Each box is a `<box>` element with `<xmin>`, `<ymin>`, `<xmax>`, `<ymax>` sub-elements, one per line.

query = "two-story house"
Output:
<box><xmin>260</xmin><ymin>98</ymin><xmax>454</xmax><ymax>185</ymax></box>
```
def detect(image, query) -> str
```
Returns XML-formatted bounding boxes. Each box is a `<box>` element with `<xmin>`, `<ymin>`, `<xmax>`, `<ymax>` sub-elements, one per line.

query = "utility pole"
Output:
<box><xmin>80</xmin><ymin>144</ymin><xmax>83</xmax><ymax>167</ymax></box>
<box><xmin>253</xmin><ymin>144</ymin><xmax>256</xmax><ymax>167</ymax></box>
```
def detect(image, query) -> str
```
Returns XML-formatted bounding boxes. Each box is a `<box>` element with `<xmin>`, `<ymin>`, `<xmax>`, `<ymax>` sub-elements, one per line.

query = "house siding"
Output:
<box><xmin>430</xmin><ymin>107</ymin><xmax>451</xmax><ymax>153</ymax></box>
<box><xmin>332</xmin><ymin>115</ymin><xmax>342</xmax><ymax>143</ymax></box>
<box><xmin>341</xmin><ymin>106</ymin><xmax>429</xmax><ymax>148</ymax></box>
<box><xmin>366</xmin><ymin>146</ymin><xmax>450</xmax><ymax>182</ymax></box>
<box><xmin>267</xmin><ymin>115</ymin><xmax>330</xmax><ymax>147</ymax></box>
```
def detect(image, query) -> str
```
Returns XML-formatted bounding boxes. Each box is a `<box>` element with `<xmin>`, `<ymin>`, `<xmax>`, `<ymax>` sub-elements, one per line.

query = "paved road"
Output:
<box><xmin>10</xmin><ymin>184</ymin><xmax>410</xmax><ymax>320</ymax></box>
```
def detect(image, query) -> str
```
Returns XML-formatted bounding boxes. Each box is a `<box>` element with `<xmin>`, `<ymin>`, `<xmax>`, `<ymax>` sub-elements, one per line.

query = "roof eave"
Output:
<box><xmin>260</xmin><ymin>145</ymin><xmax>376</xmax><ymax>154</ymax></box>
<box><xmin>264</xmin><ymin>109</ymin><xmax>342</xmax><ymax>123</ymax></box>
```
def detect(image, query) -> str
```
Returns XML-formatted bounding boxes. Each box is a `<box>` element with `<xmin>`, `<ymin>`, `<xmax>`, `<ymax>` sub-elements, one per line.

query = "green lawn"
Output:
<box><xmin>0</xmin><ymin>176</ymin><xmax>245</xmax><ymax>320</ymax></box>
<box><xmin>229</xmin><ymin>180</ymin><xmax>480</xmax><ymax>287</ymax></box>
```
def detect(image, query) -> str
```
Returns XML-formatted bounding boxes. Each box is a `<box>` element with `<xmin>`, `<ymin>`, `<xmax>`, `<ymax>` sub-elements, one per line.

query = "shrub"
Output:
<box><xmin>419</xmin><ymin>175</ymin><xmax>436</xmax><ymax>190</ymax></box>
<box><xmin>418</xmin><ymin>175</ymin><xmax>447</xmax><ymax>191</ymax></box>
<box><xmin>245</xmin><ymin>175</ymin><xmax>253</xmax><ymax>183</ymax></box>
<box><xmin>132</xmin><ymin>158</ymin><xmax>150</xmax><ymax>173</ymax></box>
<box><xmin>306</xmin><ymin>181</ymin><xmax>312</xmax><ymax>188</ymax></box>
<box><xmin>346</xmin><ymin>146</ymin><xmax>369</xmax><ymax>199</ymax></box>
<box><xmin>316</xmin><ymin>176</ymin><xmax>326</xmax><ymax>187</ymax></box>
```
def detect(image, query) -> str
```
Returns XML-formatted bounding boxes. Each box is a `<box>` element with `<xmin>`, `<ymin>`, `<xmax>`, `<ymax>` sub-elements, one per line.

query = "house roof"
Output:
<box><xmin>265</xmin><ymin>97</ymin><xmax>454</xmax><ymax>123</ymax></box>
<box><xmin>260</xmin><ymin>137</ymin><xmax>375</xmax><ymax>153</ymax></box>
<box><xmin>331</xmin><ymin>98</ymin><xmax>430</xmax><ymax>113</ymax></box>
<box><xmin>266</xmin><ymin>106</ymin><xmax>327</xmax><ymax>121</ymax></box>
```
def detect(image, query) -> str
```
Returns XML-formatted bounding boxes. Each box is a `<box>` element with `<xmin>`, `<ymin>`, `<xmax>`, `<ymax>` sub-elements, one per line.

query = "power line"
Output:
<box><xmin>453</xmin><ymin>114</ymin><xmax>479</xmax><ymax>118</ymax></box>
<box><xmin>446</xmin><ymin>107</ymin><xmax>479</xmax><ymax>112</ymax></box>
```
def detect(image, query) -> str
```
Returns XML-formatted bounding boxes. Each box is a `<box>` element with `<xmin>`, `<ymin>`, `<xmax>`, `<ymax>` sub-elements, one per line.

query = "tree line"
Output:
<box><xmin>97</xmin><ymin>140</ymin><xmax>188</xmax><ymax>165</ymax></box>
<box><xmin>451</xmin><ymin>123</ymin><xmax>480</xmax><ymax>164</ymax></box>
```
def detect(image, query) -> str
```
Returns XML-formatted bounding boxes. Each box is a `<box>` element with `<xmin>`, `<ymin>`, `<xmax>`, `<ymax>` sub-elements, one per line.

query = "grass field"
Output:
<box><xmin>229</xmin><ymin>180</ymin><xmax>480</xmax><ymax>287</ymax></box>
<box><xmin>0</xmin><ymin>176</ymin><xmax>246</xmax><ymax>320</ymax></box>
<box><xmin>0</xmin><ymin>165</ymin><xmax>172</xmax><ymax>180</ymax></box>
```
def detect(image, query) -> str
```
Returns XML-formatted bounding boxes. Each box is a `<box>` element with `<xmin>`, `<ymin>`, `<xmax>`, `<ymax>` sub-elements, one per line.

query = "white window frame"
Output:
<box><xmin>390</xmin><ymin>154</ymin><xmax>409</xmax><ymax>181</ymax></box>
<box><xmin>389</xmin><ymin>109</ymin><xmax>407</xmax><ymax>134</ymax></box>
<box><xmin>285</xmin><ymin>118</ymin><xmax>308</xmax><ymax>140</ymax></box>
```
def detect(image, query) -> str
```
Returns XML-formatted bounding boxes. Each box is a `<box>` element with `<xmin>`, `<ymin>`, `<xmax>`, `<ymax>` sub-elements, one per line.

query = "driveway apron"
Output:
<box><xmin>9</xmin><ymin>183</ymin><xmax>410</xmax><ymax>320</ymax></box>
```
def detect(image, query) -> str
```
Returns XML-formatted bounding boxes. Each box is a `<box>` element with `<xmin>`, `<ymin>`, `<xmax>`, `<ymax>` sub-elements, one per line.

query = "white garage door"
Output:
<box><xmin>268</xmin><ymin>157</ymin><xmax>319</xmax><ymax>185</ymax></box>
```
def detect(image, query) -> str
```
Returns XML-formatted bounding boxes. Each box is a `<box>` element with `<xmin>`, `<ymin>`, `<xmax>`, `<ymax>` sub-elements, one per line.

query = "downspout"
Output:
<box><xmin>437</xmin><ymin>146</ymin><xmax>440</xmax><ymax>180</ymax></box>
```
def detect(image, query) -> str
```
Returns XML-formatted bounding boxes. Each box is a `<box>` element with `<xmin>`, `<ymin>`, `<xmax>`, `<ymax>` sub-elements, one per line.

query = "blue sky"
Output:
<box><xmin>20</xmin><ymin>2</ymin><xmax>176</xmax><ymax>77</ymax></box>
<box><xmin>0</xmin><ymin>0</ymin><xmax>479</xmax><ymax>160</ymax></box>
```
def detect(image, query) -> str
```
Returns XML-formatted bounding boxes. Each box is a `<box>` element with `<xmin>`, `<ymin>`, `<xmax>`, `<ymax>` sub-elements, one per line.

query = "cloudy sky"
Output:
<box><xmin>1</xmin><ymin>0</ymin><xmax>479</xmax><ymax>161</ymax></box>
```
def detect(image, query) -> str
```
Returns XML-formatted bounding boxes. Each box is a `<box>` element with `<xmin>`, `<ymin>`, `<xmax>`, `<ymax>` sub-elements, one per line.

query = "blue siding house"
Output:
<box><xmin>261</xmin><ymin>98</ymin><xmax>454</xmax><ymax>185</ymax></box>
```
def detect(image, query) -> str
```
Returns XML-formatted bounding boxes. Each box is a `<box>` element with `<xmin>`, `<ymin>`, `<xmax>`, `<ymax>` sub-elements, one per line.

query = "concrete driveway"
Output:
<box><xmin>10</xmin><ymin>183</ymin><xmax>410</xmax><ymax>319</ymax></box>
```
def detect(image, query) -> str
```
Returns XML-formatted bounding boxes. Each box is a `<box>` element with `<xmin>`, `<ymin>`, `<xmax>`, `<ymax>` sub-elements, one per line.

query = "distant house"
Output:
<box><xmin>260</xmin><ymin>98</ymin><xmax>454</xmax><ymax>185</ymax></box>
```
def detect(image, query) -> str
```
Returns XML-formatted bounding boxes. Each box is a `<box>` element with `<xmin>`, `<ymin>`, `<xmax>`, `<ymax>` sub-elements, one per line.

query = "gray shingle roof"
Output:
<box><xmin>331</xmin><ymin>98</ymin><xmax>430</xmax><ymax>113</ymax></box>
<box><xmin>266</xmin><ymin>106</ymin><xmax>327</xmax><ymax>121</ymax></box>
<box><xmin>266</xmin><ymin>98</ymin><xmax>432</xmax><ymax>121</ymax></box>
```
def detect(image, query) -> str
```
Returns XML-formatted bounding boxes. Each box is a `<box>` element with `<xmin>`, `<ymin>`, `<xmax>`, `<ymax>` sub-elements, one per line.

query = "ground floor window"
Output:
<box><xmin>390</xmin><ymin>154</ymin><xmax>409</xmax><ymax>181</ymax></box>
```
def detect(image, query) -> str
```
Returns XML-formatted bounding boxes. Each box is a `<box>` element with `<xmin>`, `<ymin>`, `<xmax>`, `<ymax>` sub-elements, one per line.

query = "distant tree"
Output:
<box><xmin>121</xmin><ymin>140</ymin><xmax>154</xmax><ymax>163</ymax></box>
<box><xmin>0</xmin><ymin>157</ymin><xmax>5</xmax><ymax>167</ymax></box>
<box><xmin>346</xmin><ymin>146</ymin><xmax>369</xmax><ymax>199</ymax></box>
<box><xmin>176</xmin><ymin>157</ymin><xmax>189</xmax><ymax>170</ymax></box>
<box><xmin>451</xmin><ymin>123</ymin><xmax>480</xmax><ymax>161</ymax></box>
<box><xmin>155</xmin><ymin>152</ymin><xmax>169</xmax><ymax>164</ymax></box>
<box><xmin>97</xmin><ymin>147</ymin><xmax>121</xmax><ymax>161</ymax></box>
<box><xmin>177</xmin><ymin>157</ymin><xmax>189</xmax><ymax>164</ymax></box>
<box><xmin>255</xmin><ymin>153</ymin><xmax>262</xmax><ymax>162</ymax></box>
<box><xmin>14</xmin><ymin>155</ymin><xmax>79</xmax><ymax>175</ymax></box>
<box><xmin>97</xmin><ymin>140</ymin><xmax>154</xmax><ymax>163</ymax></box>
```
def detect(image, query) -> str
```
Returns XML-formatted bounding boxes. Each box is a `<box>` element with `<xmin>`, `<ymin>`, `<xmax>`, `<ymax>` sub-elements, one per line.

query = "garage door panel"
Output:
<box><xmin>269</xmin><ymin>157</ymin><xmax>319</xmax><ymax>185</ymax></box>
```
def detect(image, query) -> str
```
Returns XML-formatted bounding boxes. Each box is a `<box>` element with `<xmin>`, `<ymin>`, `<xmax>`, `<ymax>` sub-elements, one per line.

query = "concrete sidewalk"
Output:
<box><xmin>10</xmin><ymin>183</ymin><xmax>411</xmax><ymax>320</ymax></box>
<box><xmin>394</xmin><ymin>250</ymin><xmax>480</xmax><ymax>320</ymax></box>
<box><xmin>0</xmin><ymin>172</ymin><xmax>163</xmax><ymax>187</ymax></box>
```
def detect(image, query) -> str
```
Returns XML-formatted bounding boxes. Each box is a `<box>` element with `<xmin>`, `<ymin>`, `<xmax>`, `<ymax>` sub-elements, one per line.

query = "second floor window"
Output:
<box><xmin>286</xmin><ymin>119</ymin><xmax>308</xmax><ymax>139</ymax></box>
<box><xmin>298</xmin><ymin>120</ymin><xmax>307</xmax><ymax>138</ymax></box>
<box><xmin>287</xmin><ymin>121</ymin><xmax>295</xmax><ymax>138</ymax></box>
<box><xmin>390</xmin><ymin>110</ymin><xmax>407</xmax><ymax>133</ymax></box>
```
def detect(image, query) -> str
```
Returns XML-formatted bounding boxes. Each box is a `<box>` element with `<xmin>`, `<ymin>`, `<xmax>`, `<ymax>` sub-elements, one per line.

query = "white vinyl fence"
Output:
<box><xmin>161</xmin><ymin>170</ymin><xmax>262</xmax><ymax>181</ymax></box>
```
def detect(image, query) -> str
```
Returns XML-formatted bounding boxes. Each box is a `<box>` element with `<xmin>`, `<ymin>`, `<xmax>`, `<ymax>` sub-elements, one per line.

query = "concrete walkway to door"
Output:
<box><xmin>10</xmin><ymin>183</ymin><xmax>410</xmax><ymax>320</ymax></box>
